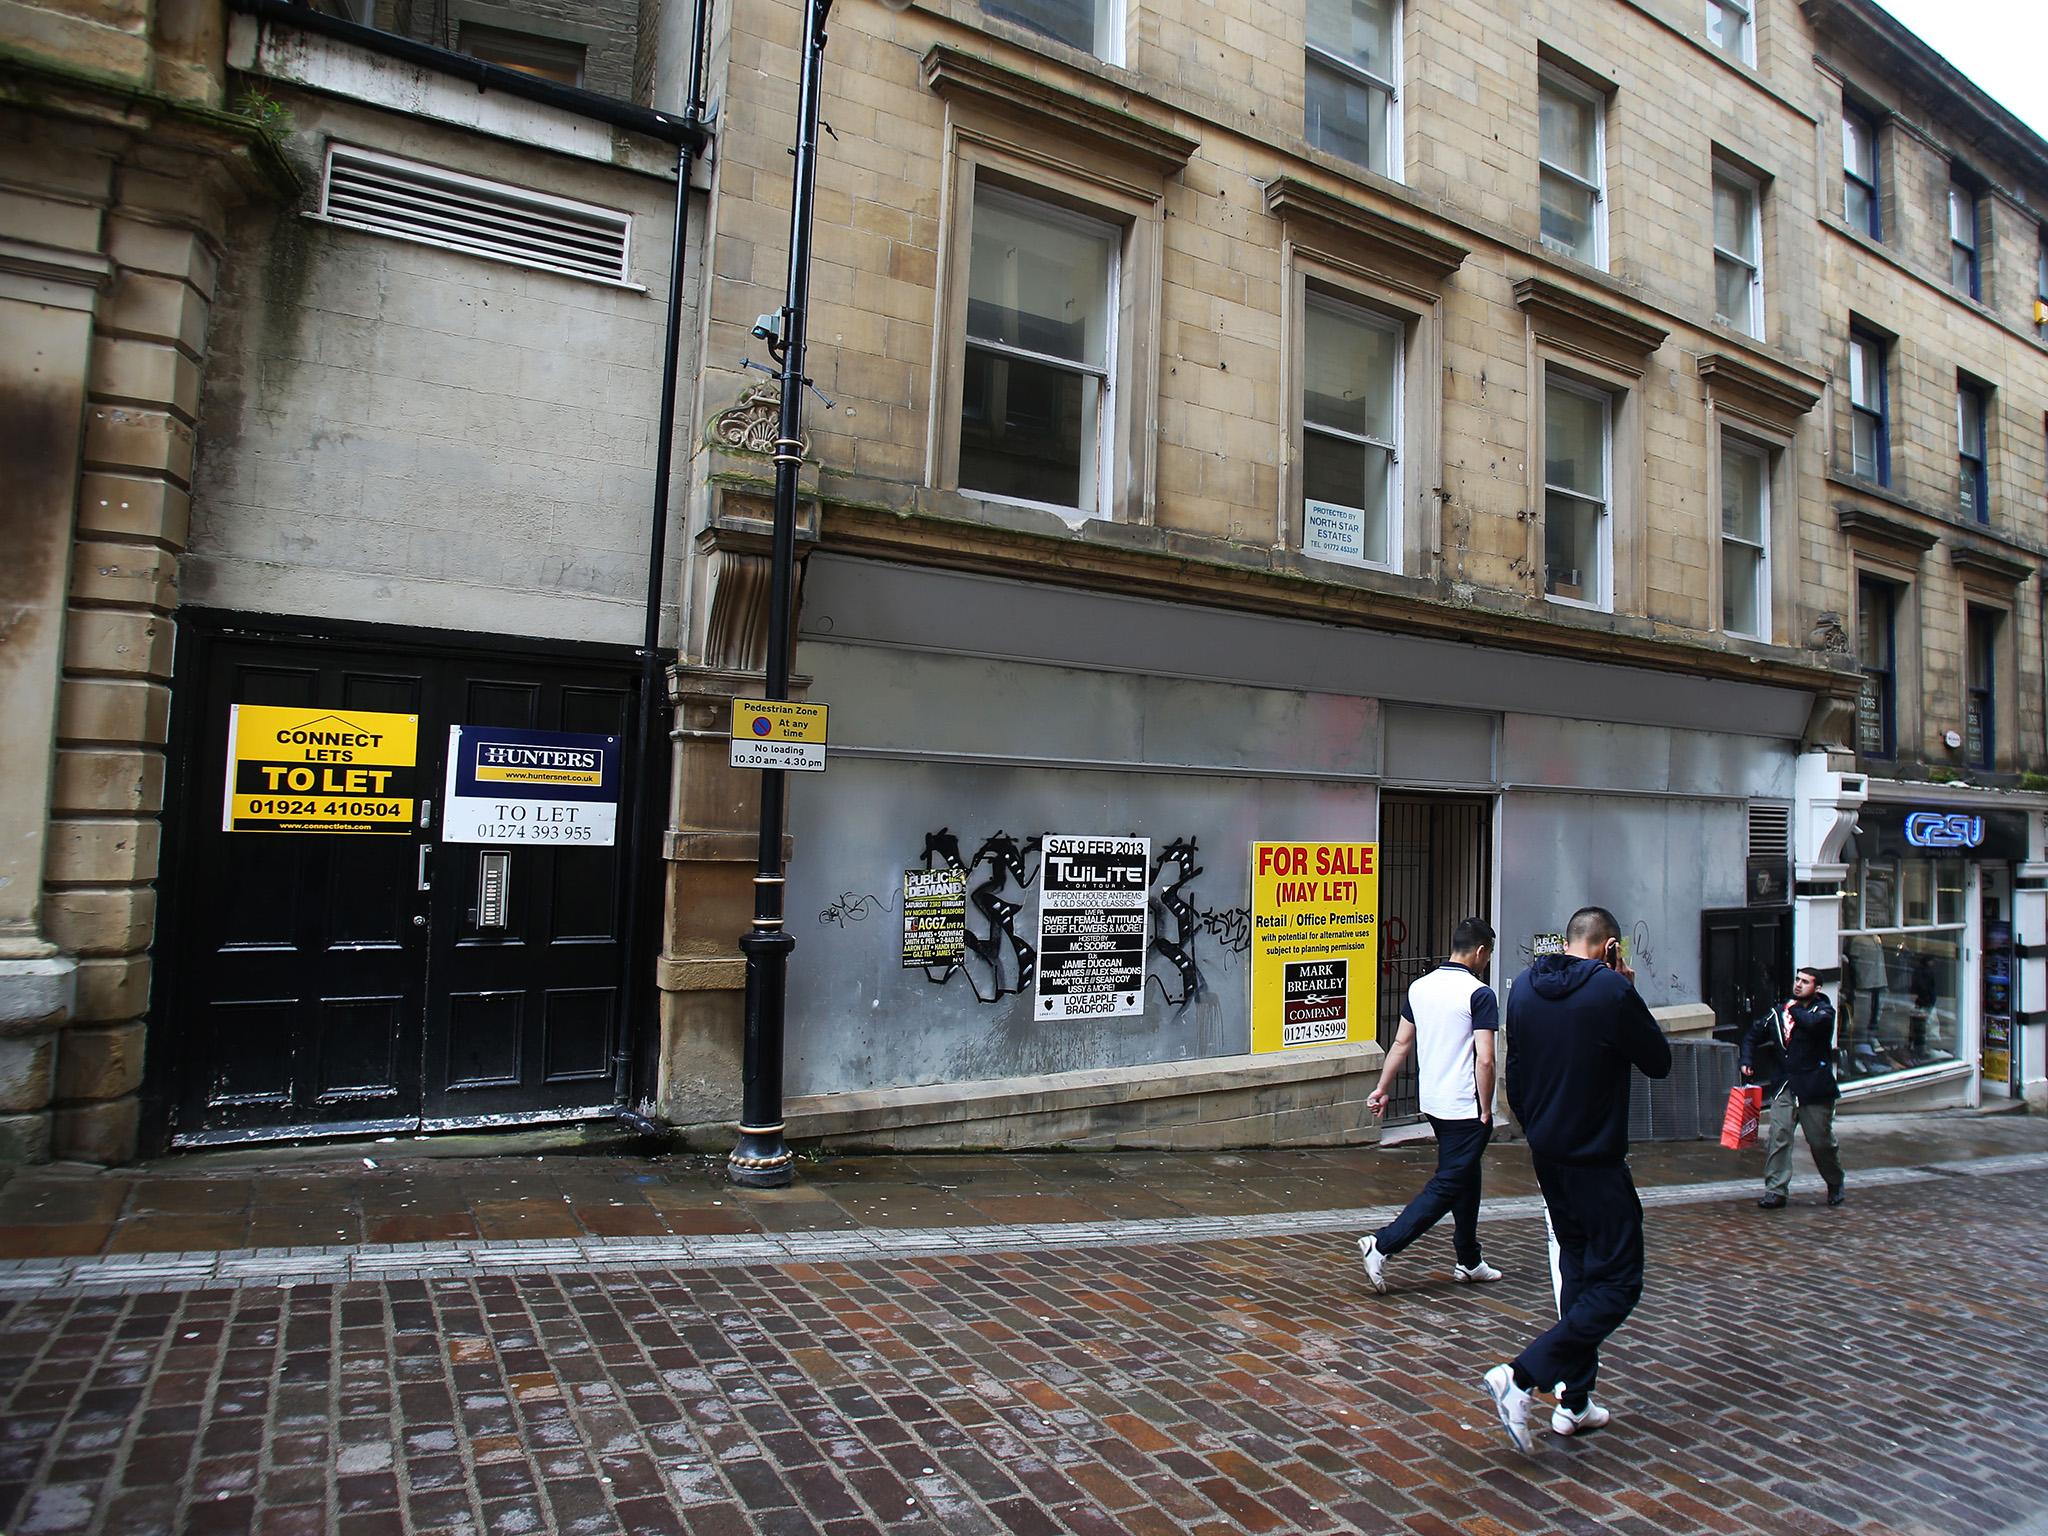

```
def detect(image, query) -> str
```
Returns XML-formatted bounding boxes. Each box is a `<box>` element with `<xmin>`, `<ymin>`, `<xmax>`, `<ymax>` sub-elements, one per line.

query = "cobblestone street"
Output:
<box><xmin>3</xmin><ymin>1130</ymin><xmax>2046</xmax><ymax>1535</ymax></box>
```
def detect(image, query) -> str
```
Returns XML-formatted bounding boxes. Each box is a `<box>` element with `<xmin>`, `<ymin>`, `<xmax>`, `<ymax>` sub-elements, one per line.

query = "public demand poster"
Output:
<box><xmin>223</xmin><ymin>704</ymin><xmax>419</xmax><ymax>834</ymax></box>
<box><xmin>901</xmin><ymin>867</ymin><xmax>967</xmax><ymax>969</ymax></box>
<box><xmin>1250</xmin><ymin>841</ymin><xmax>1379</xmax><ymax>1051</ymax></box>
<box><xmin>441</xmin><ymin>725</ymin><xmax>622</xmax><ymax>845</ymax></box>
<box><xmin>1034</xmin><ymin>834</ymin><xmax>1150</xmax><ymax>1020</ymax></box>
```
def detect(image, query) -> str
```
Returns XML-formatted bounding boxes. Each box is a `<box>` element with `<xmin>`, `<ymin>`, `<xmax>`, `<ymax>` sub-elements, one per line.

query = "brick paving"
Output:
<box><xmin>4</xmin><ymin>1157</ymin><xmax>2046</xmax><ymax>1534</ymax></box>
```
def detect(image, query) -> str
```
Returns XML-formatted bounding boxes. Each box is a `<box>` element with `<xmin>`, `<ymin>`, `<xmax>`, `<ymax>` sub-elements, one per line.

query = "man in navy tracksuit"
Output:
<box><xmin>1483</xmin><ymin>906</ymin><xmax>1672</xmax><ymax>1451</ymax></box>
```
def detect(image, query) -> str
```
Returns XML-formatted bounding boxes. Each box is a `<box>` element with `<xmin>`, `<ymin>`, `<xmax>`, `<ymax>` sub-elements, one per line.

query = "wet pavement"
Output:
<box><xmin>1</xmin><ymin>1112</ymin><xmax>2045</xmax><ymax>1534</ymax></box>
<box><xmin>2</xmin><ymin>1110</ymin><xmax>2041</xmax><ymax>1263</ymax></box>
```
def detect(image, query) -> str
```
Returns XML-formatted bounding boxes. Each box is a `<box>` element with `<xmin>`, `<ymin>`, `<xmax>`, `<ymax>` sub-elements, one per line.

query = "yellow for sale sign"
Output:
<box><xmin>224</xmin><ymin>704</ymin><xmax>419</xmax><ymax>834</ymax></box>
<box><xmin>1250</xmin><ymin>842</ymin><xmax>1379</xmax><ymax>1053</ymax></box>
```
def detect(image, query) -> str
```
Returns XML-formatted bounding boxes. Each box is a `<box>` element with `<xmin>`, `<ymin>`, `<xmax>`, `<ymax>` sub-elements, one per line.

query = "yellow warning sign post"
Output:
<box><xmin>1249</xmin><ymin>841</ymin><xmax>1379</xmax><ymax>1053</ymax></box>
<box><xmin>224</xmin><ymin>704</ymin><xmax>419</xmax><ymax>834</ymax></box>
<box><xmin>729</xmin><ymin>698</ymin><xmax>828</xmax><ymax>771</ymax></box>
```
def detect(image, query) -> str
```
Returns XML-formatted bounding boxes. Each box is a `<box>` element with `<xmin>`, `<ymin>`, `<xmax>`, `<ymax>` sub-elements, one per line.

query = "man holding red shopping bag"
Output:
<box><xmin>1740</xmin><ymin>968</ymin><xmax>1846</xmax><ymax>1209</ymax></box>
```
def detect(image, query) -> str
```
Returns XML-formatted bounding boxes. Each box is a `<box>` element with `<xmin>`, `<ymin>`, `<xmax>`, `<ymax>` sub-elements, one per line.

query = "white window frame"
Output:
<box><xmin>1712</xmin><ymin>161</ymin><xmax>1764</xmax><ymax>340</ymax></box>
<box><xmin>957</xmin><ymin>185</ymin><xmax>1121</xmax><ymax>521</ymax></box>
<box><xmin>1300</xmin><ymin>289</ymin><xmax>1403</xmax><ymax>573</ymax></box>
<box><xmin>1538</xmin><ymin>68</ymin><xmax>1607</xmax><ymax>271</ymax></box>
<box><xmin>1719</xmin><ymin>434</ymin><xmax>1772</xmax><ymax>640</ymax></box>
<box><xmin>2036</xmin><ymin>231</ymin><xmax>2048</xmax><ymax>335</ymax></box>
<box><xmin>1542</xmin><ymin>373</ymin><xmax>1614</xmax><ymax>613</ymax></box>
<box><xmin>1949</xmin><ymin>181</ymin><xmax>1980</xmax><ymax>299</ymax></box>
<box><xmin>980</xmin><ymin>0</ymin><xmax>1124</xmax><ymax>66</ymax></box>
<box><xmin>1705</xmin><ymin>0</ymin><xmax>1755</xmax><ymax>66</ymax></box>
<box><xmin>1304</xmin><ymin>0</ymin><xmax>1403</xmax><ymax>183</ymax></box>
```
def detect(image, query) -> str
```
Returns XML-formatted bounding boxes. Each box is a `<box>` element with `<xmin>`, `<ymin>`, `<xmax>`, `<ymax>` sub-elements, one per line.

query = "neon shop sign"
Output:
<box><xmin>1904</xmin><ymin>811</ymin><xmax>1985</xmax><ymax>849</ymax></box>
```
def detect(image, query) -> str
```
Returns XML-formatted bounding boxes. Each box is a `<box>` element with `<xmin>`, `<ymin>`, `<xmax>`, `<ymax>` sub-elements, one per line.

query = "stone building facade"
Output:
<box><xmin>3</xmin><ymin>0</ymin><xmax>2045</xmax><ymax>1162</ymax></box>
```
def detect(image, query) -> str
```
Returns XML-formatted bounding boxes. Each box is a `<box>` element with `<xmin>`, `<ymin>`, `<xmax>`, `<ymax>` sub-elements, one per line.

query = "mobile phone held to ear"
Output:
<box><xmin>1604</xmin><ymin>939</ymin><xmax>1621</xmax><ymax>969</ymax></box>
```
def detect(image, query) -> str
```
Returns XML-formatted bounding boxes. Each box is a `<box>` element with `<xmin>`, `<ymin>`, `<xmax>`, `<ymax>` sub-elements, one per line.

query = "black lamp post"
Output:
<box><xmin>727</xmin><ymin>0</ymin><xmax>837</xmax><ymax>1189</ymax></box>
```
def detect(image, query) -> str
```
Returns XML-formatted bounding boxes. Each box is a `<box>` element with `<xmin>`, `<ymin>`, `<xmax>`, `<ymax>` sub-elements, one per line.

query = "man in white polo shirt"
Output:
<box><xmin>1359</xmin><ymin>917</ymin><xmax>1503</xmax><ymax>1292</ymax></box>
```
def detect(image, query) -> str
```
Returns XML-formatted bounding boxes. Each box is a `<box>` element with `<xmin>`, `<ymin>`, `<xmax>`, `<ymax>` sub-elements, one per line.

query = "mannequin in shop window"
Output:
<box><xmin>1906</xmin><ymin>953</ymin><xmax>1937</xmax><ymax>1064</ymax></box>
<box><xmin>1844</xmin><ymin>934</ymin><xmax>1887</xmax><ymax>1070</ymax></box>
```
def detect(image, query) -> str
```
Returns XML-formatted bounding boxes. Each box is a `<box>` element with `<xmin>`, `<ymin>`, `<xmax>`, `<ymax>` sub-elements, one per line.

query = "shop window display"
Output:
<box><xmin>1839</xmin><ymin>851</ymin><xmax>1963</xmax><ymax>1083</ymax></box>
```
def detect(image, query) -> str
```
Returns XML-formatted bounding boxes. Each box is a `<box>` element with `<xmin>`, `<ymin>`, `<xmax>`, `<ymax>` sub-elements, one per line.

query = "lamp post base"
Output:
<box><xmin>727</xmin><ymin>1128</ymin><xmax>795</xmax><ymax>1188</ymax></box>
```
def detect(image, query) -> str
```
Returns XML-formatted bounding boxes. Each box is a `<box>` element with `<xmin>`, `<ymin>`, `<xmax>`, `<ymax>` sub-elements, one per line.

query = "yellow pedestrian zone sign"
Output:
<box><xmin>224</xmin><ymin>704</ymin><xmax>419</xmax><ymax>834</ymax></box>
<box><xmin>1249</xmin><ymin>841</ymin><xmax>1380</xmax><ymax>1052</ymax></box>
<box><xmin>730</xmin><ymin>698</ymin><xmax>828</xmax><ymax>771</ymax></box>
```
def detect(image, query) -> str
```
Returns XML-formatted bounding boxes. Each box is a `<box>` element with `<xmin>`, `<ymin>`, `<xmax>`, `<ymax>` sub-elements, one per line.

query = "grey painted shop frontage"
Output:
<box><xmin>770</xmin><ymin>558</ymin><xmax>1813</xmax><ymax>1150</ymax></box>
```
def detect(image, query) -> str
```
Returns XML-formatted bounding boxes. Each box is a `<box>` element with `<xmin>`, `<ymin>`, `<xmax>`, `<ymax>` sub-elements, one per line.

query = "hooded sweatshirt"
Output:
<box><xmin>1505</xmin><ymin>955</ymin><xmax>1673</xmax><ymax>1166</ymax></box>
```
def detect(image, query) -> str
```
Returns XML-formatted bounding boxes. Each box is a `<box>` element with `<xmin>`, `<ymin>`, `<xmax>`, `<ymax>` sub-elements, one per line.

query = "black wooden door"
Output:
<box><xmin>169</xmin><ymin>625</ymin><xmax>635</xmax><ymax>1144</ymax></box>
<box><xmin>1701</xmin><ymin>905</ymin><xmax>1793</xmax><ymax>1042</ymax></box>
<box><xmin>421</xmin><ymin>670</ymin><xmax>632</xmax><ymax>1126</ymax></box>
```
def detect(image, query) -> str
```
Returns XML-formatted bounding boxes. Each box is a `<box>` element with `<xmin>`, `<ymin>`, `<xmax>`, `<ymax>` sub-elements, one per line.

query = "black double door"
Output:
<box><xmin>166</xmin><ymin>624</ymin><xmax>638</xmax><ymax>1144</ymax></box>
<box><xmin>1701</xmin><ymin>905</ymin><xmax>1793</xmax><ymax>1044</ymax></box>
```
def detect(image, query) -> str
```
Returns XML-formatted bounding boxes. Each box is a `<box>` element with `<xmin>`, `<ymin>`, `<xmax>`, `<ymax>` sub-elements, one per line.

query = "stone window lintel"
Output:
<box><xmin>1513</xmin><ymin>275</ymin><xmax>1667</xmax><ymax>377</ymax></box>
<box><xmin>920</xmin><ymin>44</ymin><xmax>1196</xmax><ymax>179</ymax></box>
<box><xmin>1262</xmin><ymin>177</ymin><xmax>1468</xmax><ymax>287</ymax></box>
<box><xmin>1835</xmin><ymin>502</ymin><xmax>1938</xmax><ymax>556</ymax></box>
<box><xmin>1698</xmin><ymin>350</ymin><xmax>1824</xmax><ymax>429</ymax></box>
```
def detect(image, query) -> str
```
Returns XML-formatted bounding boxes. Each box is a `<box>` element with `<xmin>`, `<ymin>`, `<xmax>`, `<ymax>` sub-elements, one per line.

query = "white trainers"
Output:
<box><xmin>1453</xmin><ymin>1260</ymin><xmax>1503</xmax><ymax>1283</ymax></box>
<box><xmin>1482</xmin><ymin>1364</ymin><xmax>1533</xmax><ymax>1452</ymax></box>
<box><xmin>1358</xmin><ymin>1235</ymin><xmax>1387</xmax><ymax>1293</ymax></box>
<box><xmin>1551</xmin><ymin>1399</ymin><xmax>1611</xmax><ymax>1436</ymax></box>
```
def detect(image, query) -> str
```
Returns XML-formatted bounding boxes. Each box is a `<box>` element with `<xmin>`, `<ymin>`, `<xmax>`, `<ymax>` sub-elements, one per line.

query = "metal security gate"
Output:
<box><xmin>1376</xmin><ymin>795</ymin><xmax>1493</xmax><ymax>1124</ymax></box>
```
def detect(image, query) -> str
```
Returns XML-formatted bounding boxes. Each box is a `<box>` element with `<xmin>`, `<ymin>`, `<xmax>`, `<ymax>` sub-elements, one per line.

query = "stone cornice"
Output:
<box><xmin>0</xmin><ymin>54</ymin><xmax>301</xmax><ymax>203</ymax></box>
<box><xmin>1697</xmin><ymin>350</ymin><xmax>1826</xmax><ymax>424</ymax></box>
<box><xmin>920</xmin><ymin>44</ymin><xmax>1197</xmax><ymax>178</ymax></box>
<box><xmin>1836</xmin><ymin>503</ymin><xmax>1939</xmax><ymax>554</ymax></box>
<box><xmin>1513</xmin><ymin>276</ymin><xmax>1669</xmax><ymax>376</ymax></box>
<box><xmin>811</xmin><ymin>495</ymin><xmax>1851</xmax><ymax>702</ymax></box>
<box><xmin>1261</xmin><ymin>177</ymin><xmax>1468</xmax><ymax>283</ymax></box>
<box><xmin>1946</xmin><ymin>541</ymin><xmax>2034</xmax><ymax>585</ymax></box>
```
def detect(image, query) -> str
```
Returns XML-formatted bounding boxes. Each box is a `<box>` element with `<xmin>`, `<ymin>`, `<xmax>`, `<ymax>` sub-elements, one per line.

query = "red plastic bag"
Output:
<box><xmin>1720</xmin><ymin>1085</ymin><xmax>1763</xmax><ymax>1150</ymax></box>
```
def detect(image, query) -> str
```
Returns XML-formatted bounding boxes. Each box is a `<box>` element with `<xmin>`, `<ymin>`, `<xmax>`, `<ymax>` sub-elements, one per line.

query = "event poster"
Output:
<box><xmin>1034</xmin><ymin>835</ymin><xmax>1150</xmax><ymax>1020</ymax></box>
<box><xmin>901</xmin><ymin>867</ymin><xmax>967</xmax><ymax>969</ymax></box>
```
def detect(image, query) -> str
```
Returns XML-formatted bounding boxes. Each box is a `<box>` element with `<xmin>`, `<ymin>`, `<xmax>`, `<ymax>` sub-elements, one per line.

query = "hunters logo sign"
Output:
<box><xmin>1250</xmin><ymin>841</ymin><xmax>1378</xmax><ymax>1053</ymax></box>
<box><xmin>223</xmin><ymin>705</ymin><xmax>419</xmax><ymax>834</ymax></box>
<box><xmin>442</xmin><ymin>725</ymin><xmax>621</xmax><ymax>846</ymax></box>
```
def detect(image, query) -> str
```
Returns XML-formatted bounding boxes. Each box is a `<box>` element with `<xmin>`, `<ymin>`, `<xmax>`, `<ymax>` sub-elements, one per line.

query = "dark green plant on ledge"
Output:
<box><xmin>2021</xmin><ymin>771</ymin><xmax>2048</xmax><ymax>793</ymax></box>
<box><xmin>234</xmin><ymin>88</ymin><xmax>294</xmax><ymax>143</ymax></box>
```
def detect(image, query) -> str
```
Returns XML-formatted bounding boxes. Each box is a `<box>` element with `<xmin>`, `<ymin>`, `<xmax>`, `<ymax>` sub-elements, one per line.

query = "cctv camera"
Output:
<box><xmin>751</xmin><ymin>312</ymin><xmax>784</xmax><ymax>343</ymax></box>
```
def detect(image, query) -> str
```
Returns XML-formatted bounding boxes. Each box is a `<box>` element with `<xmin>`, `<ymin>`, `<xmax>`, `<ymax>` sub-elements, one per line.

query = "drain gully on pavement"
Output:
<box><xmin>2</xmin><ymin>1150</ymin><xmax>2044</xmax><ymax>1298</ymax></box>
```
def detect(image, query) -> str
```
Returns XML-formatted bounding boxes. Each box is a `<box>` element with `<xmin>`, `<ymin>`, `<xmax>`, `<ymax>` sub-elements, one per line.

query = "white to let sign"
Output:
<box><xmin>441</xmin><ymin>725</ymin><xmax>621</xmax><ymax>846</ymax></box>
<box><xmin>730</xmin><ymin>698</ymin><xmax>828</xmax><ymax>771</ymax></box>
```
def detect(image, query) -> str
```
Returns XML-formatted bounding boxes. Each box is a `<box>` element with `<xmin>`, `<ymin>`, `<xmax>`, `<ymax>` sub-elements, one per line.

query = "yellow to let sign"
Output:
<box><xmin>224</xmin><ymin>704</ymin><xmax>419</xmax><ymax>834</ymax></box>
<box><xmin>730</xmin><ymin>698</ymin><xmax>828</xmax><ymax>771</ymax></box>
<box><xmin>1249</xmin><ymin>841</ymin><xmax>1380</xmax><ymax>1053</ymax></box>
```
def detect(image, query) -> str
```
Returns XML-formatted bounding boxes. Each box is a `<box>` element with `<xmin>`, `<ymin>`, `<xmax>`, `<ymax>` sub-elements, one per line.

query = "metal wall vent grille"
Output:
<box><xmin>319</xmin><ymin>144</ymin><xmax>633</xmax><ymax>286</ymax></box>
<box><xmin>1748</xmin><ymin>802</ymin><xmax>1791</xmax><ymax>860</ymax></box>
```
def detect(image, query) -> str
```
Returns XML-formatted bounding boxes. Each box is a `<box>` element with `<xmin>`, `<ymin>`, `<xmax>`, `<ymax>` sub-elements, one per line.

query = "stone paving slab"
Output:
<box><xmin>4</xmin><ymin>1150</ymin><xmax>2044</xmax><ymax>1299</ymax></box>
<box><xmin>1</xmin><ymin>1161</ymin><xmax>2043</xmax><ymax>1535</ymax></box>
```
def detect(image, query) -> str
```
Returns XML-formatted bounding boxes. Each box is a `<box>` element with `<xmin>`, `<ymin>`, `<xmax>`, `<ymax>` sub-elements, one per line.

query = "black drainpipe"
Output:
<box><xmin>227</xmin><ymin>0</ymin><xmax>703</xmax><ymax>148</ymax></box>
<box><xmin>617</xmin><ymin>0</ymin><xmax>717</xmax><ymax>1117</ymax></box>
